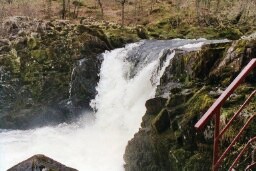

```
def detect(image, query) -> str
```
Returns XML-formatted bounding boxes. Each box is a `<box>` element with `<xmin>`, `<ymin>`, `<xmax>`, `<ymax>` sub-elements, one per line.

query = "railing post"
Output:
<box><xmin>195</xmin><ymin>59</ymin><xmax>256</xmax><ymax>170</ymax></box>
<box><xmin>213</xmin><ymin>108</ymin><xmax>221</xmax><ymax>171</ymax></box>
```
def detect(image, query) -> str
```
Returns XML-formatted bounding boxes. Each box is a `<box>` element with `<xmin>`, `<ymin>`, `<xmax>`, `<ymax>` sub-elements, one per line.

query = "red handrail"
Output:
<box><xmin>214</xmin><ymin>114</ymin><xmax>255</xmax><ymax>170</ymax></box>
<box><xmin>229</xmin><ymin>135</ymin><xmax>256</xmax><ymax>170</ymax></box>
<box><xmin>217</xmin><ymin>90</ymin><xmax>256</xmax><ymax>139</ymax></box>
<box><xmin>195</xmin><ymin>58</ymin><xmax>256</xmax><ymax>131</ymax></box>
<box><xmin>245</xmin><ymin>160</ymin><xmax>256</xmax><ymax>171</ymax></box>
<box><xmin>194</xmin><ymin>58</ymin><xmax>256</xmax><ymax>171</ymax></box>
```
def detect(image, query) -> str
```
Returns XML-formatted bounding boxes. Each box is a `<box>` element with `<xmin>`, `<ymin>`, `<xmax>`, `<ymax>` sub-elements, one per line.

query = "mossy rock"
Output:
<box><xmin>27</xmin><ymin>37</ymin><xmax>38</xmax><ymax>50</ymax></box>
<box><xmin>152</xmin><ymin>108</ymin><xmax>170</xmax><ymax>133</ymax></box>
<box><xmin>13</xmin><ymin>37</ymin><xmax>28</xmax><ymax>50</ymax></box>
<box><xmin>0</xmin><ymin>53</ymin><xmax>20</xmax><ymax>74</ymax></box>
<box><xmin>31</xmin><ymin>50</ymin><xmax>48</xmax><ymax>64</ymax></box>
<box><xmin>136</xmin><ymin>26</ymin><xmax>149</xmax><ymax>39</ymax></box>
<box><xmin>169</xmin><ymin>148</ymin><xmax>191</xmax><ymax>171</ymax></box>
<box><xmin>218</xmin><ymin>28</ymin><xmax>243</xmax><ymax>40</ymax></box>
<box><xmin>184</xmin><ymin>153</ymin><xmax>211</xmax><ymax>171</ymax></box>
<box><xmin>181</xmin><ymin>86</ymin><xmax>214</xmax><ymax>128</ymax></box>
<box><xmin>145</xmin><ymin>97</ymin><xmax>168</xmax><ymax>115</ymax></box>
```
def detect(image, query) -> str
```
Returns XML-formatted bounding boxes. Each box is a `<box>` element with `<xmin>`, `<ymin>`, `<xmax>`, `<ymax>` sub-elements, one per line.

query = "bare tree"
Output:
<box><xmin>73</xmin><ymin>0</ymin><xmax>83</xmax><ymax>18</ymax></box>
<box><xmin>96</xmin><ymin>0</ymin><xmax>104</xmax><ymax>18</ymax></box>
<box><xmin>239</xmin><ymin>0</ymin><xmax>251</xmax><ymax>22</ymax></box>
<box><xmin>119</xmin><ymin>0</ymin><xmax>126</xmax><ymax>27</ymax></box>
<box><xmin>134</xmin><ymin>0</ymin><xmax>138</xmax><ymax>24</ymax></box>
<box><xmin>138</xmin><ymin>0</ymin><xmax>143</xmax><ymax>13</ymax></box>
<box><xmin>62</xmin><ymin>0</ymin><xmax>66</xmax><ymax>19</ymax></box>
<box><xmin>150</xmin><ymin>0</ymin><xmax>155</xmax><ymax>14</ymax></box>
<box><xmin>6</xmin><ymin>0</ymin><xmax>13</xmax><ymax>4</ymax></box>
<box><xmin>215</xmin><ymin>0</ymin><xmax>221</xmax><ymax>14</ymax></box>
<box><xmin>195</xmin><ymin>0</ymin><xmax>200</xmax><ymax>19</ymax></box>
<box><xmin>46</xmin><ymin>0</ymin><xmax>52</xmax><ymax>19</ymax></box>
<box><xmin>67</xmin><ymin>0</ymin><xmax>71</xmax><ymax>18</ymax></box>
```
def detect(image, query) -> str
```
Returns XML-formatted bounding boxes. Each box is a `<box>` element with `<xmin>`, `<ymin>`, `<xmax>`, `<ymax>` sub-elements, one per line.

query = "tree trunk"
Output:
<box><xmin>134</xmin><ymin>0</ymin><xmax>138</xmax><ymax>25</ymax></box>
<box><xmin>195</xmin><ymin>0</ymin><xmax>200</xmax><ymax>18</ymax></box>
<box><xmin>97</xmin><ymin>0</ymin><xmax>104</xmax><ymax>17</ymax></box>
<box><xmin>121</xmin><ymin>1</ymin><xmax>125</xmax><ymax>27</ymax></box>
<box><xmin>139</xmin><ymin>0</ymin><xmax>143</xmax><ymax>13</ymax></box>
<box><xmin>47</xmin><ymin>0</ymin><xmax>52</xmax><ymax>19</ymax></box>
<box><xmin>6</xmin><ymin>0</ymin><xmax>13</xmax><ymax>4</ymax></box>
<box><xmin>215</xmin><ymin>0</ymin><xmax>220</xmax><ymax>14</ymax></box>
<box><xmin>76</xmin><ymin>4</ymin><xmax>80</xmax><ymax>18</ymax></box>
<box><xmin>73</xmin><ymin>6</ymin><xmax>77</xmax><ymax>18</ymax></box>
<box><xmin>67</xmin><ymin>0</ymin><xmax>70</xmax><ymax>18</ymax></box>
<box><xmin>150</xmin><ymin>0</ymin><xmax>154</xmax><ymax>14</ymax></box>
<box><xmin>62</xmin><ymin>0</ymin><xmax>66</xmax><ymax>19</ymax></box>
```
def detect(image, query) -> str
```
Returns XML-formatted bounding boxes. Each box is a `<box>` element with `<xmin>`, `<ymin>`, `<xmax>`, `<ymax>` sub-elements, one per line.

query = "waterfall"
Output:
<box><xmin>67</xmin><ymin>67</ymin><xmax>75</xmax><ymax>105</ymax></box>
<box><xmin>67</xmin><ymin>58</ymin><xmax>86</xmax><ymax>105</ymax></box>
<box><xmin>0</xmin><ymin>39</ymin><xmax>228</xmax><ymax>171</ymax></box>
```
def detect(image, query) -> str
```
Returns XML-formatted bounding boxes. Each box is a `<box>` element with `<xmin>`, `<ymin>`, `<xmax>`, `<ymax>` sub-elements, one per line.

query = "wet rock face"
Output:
<box><xmin>70</xmin><ymin>55</ymin><xmax>102</xmax><ymax>108</ymax></box>
<box><xmin>7</xmin><ymin>154</ymin><xmax>77</xmax><ymax>171</ymax></box>
<box><xmin>124</xmin><ymin>129</ymin><xmax>170</xmax><ymax>171</ymax></box>
<box><xmin>0</xmin><ymin>17</ymin><xmax>111</xmax><ymax>129</ymax></box>
<box><xmin>145</xmin><ymin>97</ymin><xmax>167</xmax><ymax>115</ymax></box>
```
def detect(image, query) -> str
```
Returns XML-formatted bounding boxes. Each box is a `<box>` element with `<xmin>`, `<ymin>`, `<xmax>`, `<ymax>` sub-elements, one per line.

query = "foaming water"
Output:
<box><xmin>0</xmin><ymin>42</ymin><xmax>175</xmax><ymax>171</ymax></box>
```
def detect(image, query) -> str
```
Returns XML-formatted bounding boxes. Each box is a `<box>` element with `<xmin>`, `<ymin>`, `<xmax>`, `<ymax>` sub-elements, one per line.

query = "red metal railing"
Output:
<box><xmin>230</xmin><ymin>135</ymin><xmax>256</xmax><ymax>170</ymax></box>
<box><xmin>195</xmin><ymin>58</ymin><xmax>256</xmax><ymax>171</ymax></box>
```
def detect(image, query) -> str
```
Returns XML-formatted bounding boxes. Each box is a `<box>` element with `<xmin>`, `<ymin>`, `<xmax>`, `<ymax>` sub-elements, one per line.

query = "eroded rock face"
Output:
<box><xmin>210</xmin><ymin>38</ymin><xmax>256</xmax><ymax>84</ymax></box>
<box><xmin>0</xmin><ymin>16</ymin><xmax>142</xmax><ymax>129</ymax></box>
<box><xmin>7</xmin><ymin>154</ymin><xmax>77</xmax><ymax>171</ymax></box>
<box><xmin>0</xmin><ymin>17</ymin><xmax>111</xmax><ymax>129</ymax></box>
<box><xmin>69</xmin><ymin>55</ymin><xmax>103</xmax><ymax>108</ymax></box>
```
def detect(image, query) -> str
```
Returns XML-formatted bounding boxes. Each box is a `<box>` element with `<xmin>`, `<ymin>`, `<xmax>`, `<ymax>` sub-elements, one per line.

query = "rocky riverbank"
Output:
<box><xmin>124</xmin><ymin>35</ymin><xmax>256</xmax><ymax>170</ymax></box>
<box><xmin>0</xmin><ymin>16</ymin><xmax>140</xmax><ymax>129</ymax></box>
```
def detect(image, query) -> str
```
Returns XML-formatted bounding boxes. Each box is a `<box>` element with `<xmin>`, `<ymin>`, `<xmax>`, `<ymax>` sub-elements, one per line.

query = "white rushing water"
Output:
<box><xmin>0</xmin><ymin>42</ymin><xmax>175</xmax><ymax>171</ymax></box>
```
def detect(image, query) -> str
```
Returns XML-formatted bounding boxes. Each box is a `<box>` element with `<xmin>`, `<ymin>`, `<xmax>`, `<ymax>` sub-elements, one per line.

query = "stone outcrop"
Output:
<box><xmin>124</xmin><ymin>36</ymin><xmax>256</xmax><ymax>171</ymax></box>
<box><xmin>7</xmin><ymin>154</ymin><xmax>77</xmax><ymax>171</ymax></box>
<box><xmin>0</xmin><ymin>16</ymin><xmax>140</xmax><ymax>129</ymax></box>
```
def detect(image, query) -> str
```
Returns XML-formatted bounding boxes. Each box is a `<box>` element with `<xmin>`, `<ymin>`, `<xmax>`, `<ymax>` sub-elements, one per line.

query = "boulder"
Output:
<box><xmin>7</xmin><ymin>154</ymin><xmax>77</xmax><ymax>171</ymax></box>
<box><xmin>152</xmin><ymin>108</ymin><xmax>170</xmax><ymax>133</ymax></box>
<box><xmin>145</xmin><ymin>97</ymin><xmax>167</xmax><ymax>115</ymax></box>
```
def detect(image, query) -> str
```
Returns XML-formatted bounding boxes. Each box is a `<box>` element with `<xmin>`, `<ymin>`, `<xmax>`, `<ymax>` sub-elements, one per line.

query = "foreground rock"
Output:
<box><xmin>8</xmin><ymin>154</ymin><xmax>77</xmax><ymax>171</ymax></box>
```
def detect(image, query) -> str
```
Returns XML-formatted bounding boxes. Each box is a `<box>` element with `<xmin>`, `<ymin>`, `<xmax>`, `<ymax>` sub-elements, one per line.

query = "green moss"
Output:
<box><xmin>233</xmin><ymin>39</ymin><xmax>247</xmax><ymax>54</ymax></box>
<box><xmin>28</xmin><ymin>37</ymin><xmax>38</xmax><ymax>50</ymax></box>
<box><xmin>169</xmin><ymin>148</ymin><xmax>191</xmax><ymax>170</ymax></box>
<box><xmin>185</xmin><ymin>27</ymin><xmax>218</xmax><ymax>39</ymax></box>
<box><xmin>31</xmin><ymin>50</ymin><xmax>48</xmax><ymax>64</ymax></box>
<box><xmin>152</xmin><ymin>108</ymin><xmax>170</xmax><ymax>133</ymax></box>
<box><xmin>144</xmin><ymin>14</ymin><xmax>248</xmax><ymax>40</ymax></box>
<box><xmin>184</xmin><ymin>153</ymin><xmax>211</xmax><ymax>171</ymax></box>
<box><xmin>0</xmin><ymin>53</ymin><xmax>20</xmax><ymax>74</ymax></box>
<box><xmin>181</xmin><ymin>87</ymin><xmax>214</xmax><ymax>128</ymax></box>
<box><xmin>157</xmin><ymin>19</ymin><xmax>169</xmax><ymax>28</ymax></box>
<box><xmin>103</xmin><ymin>27</ymin><xmax>140</xmax><ymax>47</ymax></box>
<box><xmin>218</xmin><ymin>28</ymin><xmax>243</xmax><ymax>40</ymax></box>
